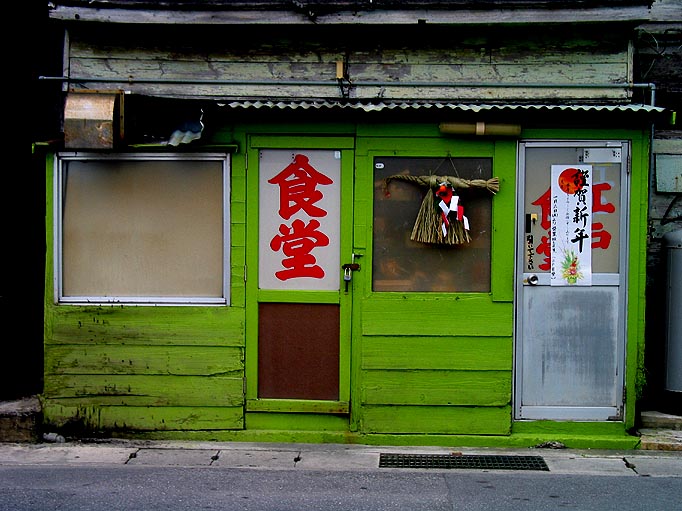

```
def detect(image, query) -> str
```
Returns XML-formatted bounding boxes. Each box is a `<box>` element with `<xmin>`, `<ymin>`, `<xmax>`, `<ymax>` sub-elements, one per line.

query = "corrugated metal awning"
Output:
<box><xmin>218</xmin><ymin>100</ymin><xmax>665</xmax><ymax>114</ymax></box>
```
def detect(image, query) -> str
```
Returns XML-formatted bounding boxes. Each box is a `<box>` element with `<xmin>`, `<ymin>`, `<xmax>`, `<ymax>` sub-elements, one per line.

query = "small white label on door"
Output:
<box><xmin>582</xmin><ymin>148</ymin><xmax>621</xmax><ymax>163</ymax></box>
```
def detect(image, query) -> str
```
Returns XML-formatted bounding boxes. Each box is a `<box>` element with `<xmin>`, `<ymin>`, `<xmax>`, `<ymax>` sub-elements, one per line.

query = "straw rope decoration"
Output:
<box><xmin>383</xmin><ymin>173</ymin><xmax>500</xmax><ymax>245</ymax></box>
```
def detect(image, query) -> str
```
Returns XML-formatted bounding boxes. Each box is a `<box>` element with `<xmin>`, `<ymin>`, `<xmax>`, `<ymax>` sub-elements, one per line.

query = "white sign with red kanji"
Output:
<box><xmin>259</xmin><ymin>150</ymin><xmax>341</xmax><ymax>290</ymax></box>
<box><xmin>550</xmin><ymin>165</ymin><xmax>593</xmax><ymax>286</ymax></box>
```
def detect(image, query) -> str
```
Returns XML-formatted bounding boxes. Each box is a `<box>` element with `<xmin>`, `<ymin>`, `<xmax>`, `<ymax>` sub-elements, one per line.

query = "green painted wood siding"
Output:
<box><xmin>351</xmin><ymin>135</ymin><xmax>515</xmax><ymax>435</ymax></box>
<box><xmin>64</xmin><ymin>25</ymin><xmax>632</xmax><ymax>102</ymax></box>
<box><xmin>42</xmin><ymin>153</ymin><xmax>247</xmax><ymax>432</ymax></box>
<box><xmin>41</xmin><ymin>126</ymin><xmax>649</xmax><ymax>444</ymax></box>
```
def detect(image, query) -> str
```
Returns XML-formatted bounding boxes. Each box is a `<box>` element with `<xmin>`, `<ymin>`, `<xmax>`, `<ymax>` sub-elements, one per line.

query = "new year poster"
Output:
<box><xmin>550</xmin><ymin>164</ymin><xmax>593</xmax><ymax>286</ymax></box>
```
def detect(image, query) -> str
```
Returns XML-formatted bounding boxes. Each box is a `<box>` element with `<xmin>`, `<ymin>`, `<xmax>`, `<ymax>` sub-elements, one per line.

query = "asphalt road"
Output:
<box><xmin>1</xmin><ymin>464</ymin><xmax>681</xmax><ymax>511</ymax></box>
<box><xmin>1</xmin><ymin>441</ymin><xmax>681</xmax><ymax>511</ymax></box>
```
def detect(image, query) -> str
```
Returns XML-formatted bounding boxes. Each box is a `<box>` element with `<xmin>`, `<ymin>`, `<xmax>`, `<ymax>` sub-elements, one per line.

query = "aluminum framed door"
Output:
<box><xmin>514</xmin><ymin>141</ymin><xmax>629</xmax><ymax>421</ymax></box>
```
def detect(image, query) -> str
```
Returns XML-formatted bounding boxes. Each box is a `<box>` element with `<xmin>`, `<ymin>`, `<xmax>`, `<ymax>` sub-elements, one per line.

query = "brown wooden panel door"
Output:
<box><xmin>258</xmin><ymin>303</ymin><xmax>340</xmax><ymax>400</ymax></box>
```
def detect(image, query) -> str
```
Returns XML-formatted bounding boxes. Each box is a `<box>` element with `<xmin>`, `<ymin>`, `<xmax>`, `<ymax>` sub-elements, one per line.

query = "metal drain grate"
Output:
<box><xmin>379</xmin><ymin>453</ymin><xmax>549</xmax><ymax>471</ymax></box>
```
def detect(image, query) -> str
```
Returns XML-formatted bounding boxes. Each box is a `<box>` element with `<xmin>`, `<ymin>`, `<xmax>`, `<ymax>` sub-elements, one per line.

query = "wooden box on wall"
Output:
<box><xmin>64</xmin><ymin>91</ymin><xmax>122</xmax><ymax>149</ymax></box>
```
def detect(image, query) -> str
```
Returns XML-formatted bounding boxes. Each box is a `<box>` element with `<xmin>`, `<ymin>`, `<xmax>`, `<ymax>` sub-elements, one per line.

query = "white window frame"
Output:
<box><xmin>54</xmin><ymin>152</ymin><xmax>230</xmax><ymax>306</ymax></box>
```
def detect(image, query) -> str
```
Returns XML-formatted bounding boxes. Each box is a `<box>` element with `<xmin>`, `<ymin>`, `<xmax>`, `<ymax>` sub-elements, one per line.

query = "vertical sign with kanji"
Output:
<box><xmin>259</xmin><ymin>150</ymin><xmax>341</xmax><ymax>291</ymax></box>
<box><xmin>550</xmin><ymin>164</ymin><xmax>593</xmax><ymax>286</ymax></box>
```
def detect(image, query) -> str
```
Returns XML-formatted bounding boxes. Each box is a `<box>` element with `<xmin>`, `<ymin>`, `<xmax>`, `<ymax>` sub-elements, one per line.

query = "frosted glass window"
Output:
<box><xmin>522</xmin><ymin>146</ymin><xmax>622</xmax><ymax>274</ymax></box>
<box><xmin>373</xmin><ymin>157</ymin><xmax>492</xmax><ymax>293</ymax></box>
<box><xmin>57</xmin><ymin>155</ymin><xmax>229</xmax><ymax>304</ymax></box>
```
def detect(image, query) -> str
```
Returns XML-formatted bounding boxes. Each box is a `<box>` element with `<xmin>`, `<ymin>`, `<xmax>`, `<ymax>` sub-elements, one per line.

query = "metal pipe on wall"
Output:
<box><xmin>38</xmin><ymin>76</ymin><xmax>659</xmax><ymax>106</ymax></box>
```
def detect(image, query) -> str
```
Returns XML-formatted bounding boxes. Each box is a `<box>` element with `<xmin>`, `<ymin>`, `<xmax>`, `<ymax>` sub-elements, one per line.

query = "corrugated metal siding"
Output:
<box><xmin>219</xmin><ymin>100</ymin><xmax>664</xmax><ymax>112</ymax></box>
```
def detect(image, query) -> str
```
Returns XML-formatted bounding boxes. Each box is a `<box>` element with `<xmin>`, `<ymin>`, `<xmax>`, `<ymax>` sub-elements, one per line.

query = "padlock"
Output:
<box><xmin>343</xmin><ymin>266</ymin><xmax>352</xmax><ymax>293</ymax></box>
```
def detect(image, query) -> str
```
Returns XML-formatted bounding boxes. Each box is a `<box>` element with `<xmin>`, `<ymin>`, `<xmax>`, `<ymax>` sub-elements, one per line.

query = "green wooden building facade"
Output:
<box><xmin>40</xmin><ymin>0</ymin><xmax>667</xmax><ymax>448</ymax></box>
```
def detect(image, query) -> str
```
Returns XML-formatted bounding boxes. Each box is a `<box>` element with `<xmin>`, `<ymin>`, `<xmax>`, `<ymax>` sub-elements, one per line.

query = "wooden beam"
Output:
<box><xmin>49</xmin><ymin>6</ymin><xmax>651</xmax><ymax>25</ymax></box>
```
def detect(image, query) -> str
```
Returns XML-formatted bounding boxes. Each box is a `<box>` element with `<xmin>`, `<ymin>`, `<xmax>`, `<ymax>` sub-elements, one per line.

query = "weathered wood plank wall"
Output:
<box><xmin>64</xmin><ymin>25</ymin><xmax>632</xmax><ymax>102</ymax></box>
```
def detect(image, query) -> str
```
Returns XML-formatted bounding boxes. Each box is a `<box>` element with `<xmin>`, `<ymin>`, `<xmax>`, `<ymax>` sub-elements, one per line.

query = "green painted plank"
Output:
<box><xmin>240</xmin><ymin>124</ymin><xmax>355</xmax><ymax>136</ymax></box>
<box><xmin>229</xmin><ymin>282</ymin><xmax>246</xmax><ymax>309</ymax></box>
<box><xmin>491</xmin><ymin>140</ymin><xmax>517</xmax><ymax>302</ymax></box>
<box><xmin>362</xmin><ymin>370</ymin><xmax>511</xmax><ymax>406</ymax></box>
<box><xmin>256</xmin><ymin>290</ymin><xmax>340</xmax><ymax>304</ymax></box>
<box><xmin>42</xmin><ymin>403</ymin><xmax>243</xmax><ymax>431</ymax></box>
<box><xmin>512</xmin><ymin>420</ymin><xmax>629</xmax><ymax>436</ymax></box>
<box><xmin>627</xmin><ymin>132</ymin><xmax>650</xmax><ymax>426</ymax></box>
<box><xmin>231</xmin><ymin>201</ymin><xmax>246</xmax><ymax>225</ymax></box>
<box><xmin>361</xmin><ymin>298</ymin><xmax>512</xmax><ymax>336</ymax></box>
<box><xmin>43</xmin><ymin>375</ymin><xmax>244</xmax><ymax>407</ymax></box>
<box><xmin>362</xmin><ymin>336</ymin><xmax>511</xmax><ymax>370</ymax></box>
<box><xmin>46</xmin><ymin>345</ymin><xmax>244</xmax><ymax>376</ymax></box>
<box><xmin>356</xmin><ymin>137</ymin><xmax>494</xmax><ymax>153</ymax></box>
<box><xmin>245</xmin><ymin>412</ymin><xmax>349</xmax><ymax>432</ymax></box>
<box><xmin>48</xmin><ymin>306</ymin><xmax>245</xmax><ymax>346</ymax></box>
<box><xmin>246</xmin><ymin>399</ymin><xmax>349</xmax><ymax>414</ymax></box>
<box><xmin>361</xmin><ymin>405</ymin><xmax>511</xmax><ymax>435</ymax></box>
<box><xmin>231</xmin><ymin>246</ymin><xmax>246</xmax><ymax>263</ymax></box>
<box><xmin>357</xmin><ymin>432</ymin><xmax>638</xmax><ymax>450</ymax></box>
<box><xmin>248</xmin><ymin>135</ymin><xmax>355</xmax><ymax>148</ymax></box>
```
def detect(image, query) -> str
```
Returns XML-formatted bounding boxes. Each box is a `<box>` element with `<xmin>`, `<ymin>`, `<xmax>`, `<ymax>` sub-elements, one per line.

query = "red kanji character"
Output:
<box><xmin>531</xmin><ymin>188</ymin><xmax>552</xmax><ymax>231</ymax></box>
<box><xmin>593</xmin><ymin>182</ymin><xmax>616</xmax><ymax>214</ymax></box>
<box><xmin>591</xmin><ymin>183</ymin><xmax>614</xmax><ymax>250</ymax></box>
<box><xmin>267</xmin><ymin>154</ymin><xmax>333</xmax><ymax>220</ymax></box>
<box><xmin>270</xmin><ymin>218</ymin><xmax>330</xmax><ymax>280</ymax></box>
<box><xmin>591</xmin><ymin>222</ymin><xmax>612</xmax><ymax>250</ymax></box>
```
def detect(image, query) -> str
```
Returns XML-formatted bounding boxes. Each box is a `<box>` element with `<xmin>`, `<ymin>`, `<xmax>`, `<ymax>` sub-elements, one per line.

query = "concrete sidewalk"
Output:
<box><xmin>0</xmin><ymin>440</ymin><xmax>680</xmax><ymax>477</ymax></box>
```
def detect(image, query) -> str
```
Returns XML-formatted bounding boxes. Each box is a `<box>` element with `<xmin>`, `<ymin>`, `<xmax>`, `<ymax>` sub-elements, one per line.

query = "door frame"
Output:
<box><xmin>513</xmin><ymin>139</ymin><xmax>631</xmax><ymax>421</ymax></box>
<box><xmin>244</xmin><ymin>135</ymin><xmax>355</xmax><ymax>415</ymax></box>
